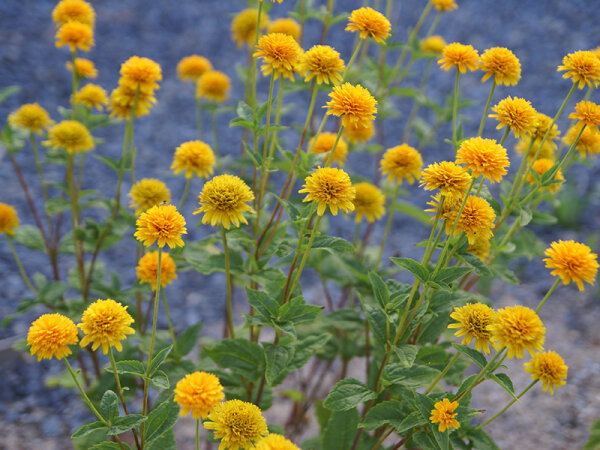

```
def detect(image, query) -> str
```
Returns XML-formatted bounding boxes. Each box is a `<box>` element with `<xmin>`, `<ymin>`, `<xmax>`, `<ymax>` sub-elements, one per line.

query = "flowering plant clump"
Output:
<box><xmin>3</xmin><ymin>1</ymin><xmax>600</xmax><ymax>449</ymax></box>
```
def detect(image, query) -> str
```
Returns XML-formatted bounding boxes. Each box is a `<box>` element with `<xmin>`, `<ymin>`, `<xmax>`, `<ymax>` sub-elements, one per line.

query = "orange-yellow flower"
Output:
<box><xmin>74</xmin><ymin>83</ymin><xmax>108</xmax><ymax>111</ymax></box>
<box><xmin>345</xmin><ymin>7</ymin><xmax>391</xmax><ymax>44</ymax></box>
<box><xmin>44</xmin><ymin>120</ymin><xmax>94</xmax><ymax>154</ymax></box>
<box><xmin>420</xmin><ymin>161</ymin><xmax>472</xmax><ymax>197</ymax></box>
<box><xmin>66</xmin><ymin>57</ymin><xmax>97</xmax><ymax>79</ymax></box>
<box><xmin>380</xmin><ymin>144</ymin><xmax>423</xmax><ymax>185</ymax></box>
<box><xmin>8</xmin><ymin>103</ymin><xmax>53</xmax><ymax>134</ymax></box>
<box><xmin>299</xmin><ymin>167</ymin><xmax>355</xmax><ymax>216</ymax></box>
<box><xmin>527</xmin><ymin>112</ymin><xmax>560</xmax><ymax>146</ymax></box>
<box><xmin>325</xmin><ymin>83</ymin><xmax>377</xmax><ymax>130</ymax></box>
<box><xmin>489</xmin><ymin>305</ymin><xmax>545</xmax><ymax>359</ymax></box>
<box><xmin>196</xmin><ymin>70</ymin><xmax>231</xmax><ymax>103</ymax></box>
<box><xmin>78</xmin><ymin>299</ymin><xmax>135</xmax><ymax>354</ymax></box>
<box><xmin>300</xmin><ymin>45</ymin><xmax>345</xmax><ymax>85</ymax></box>
<box><xmin>171</xmin><ymin>140</ymin><xmax>215</xmax><ymax>178</ymax></box>
<box><xmin>543</xmin><ymin>240</ymin><xmax>599</xmax><ymax>291</ymax></box>
<box><xmin>0</xmin><ymin>203</ymin><xmax>19</xmax><ymax>236</ymax></box>
<box><xmin>448</xmin><ymin>302</ymin><xmax>496</xmax><ymax>354</ymax></box>
<box><xmin>468</xmin><ymin>235</ymin><xmax>491</xmax><ymax>261</ymax></box>
<box><xmin>109</xmin><ymin>85</ymin><xmax>156</xmax><ymax>120</ymax></box>
<box><xmin>177</xmin><ymin>55</ymin><xmax>213</xmax><ymax>82</ymax></box>
<box><xmin>526</xmin><ymin>158</ymin><xmax>563</xmax><ymax>193</ymax></box>
<box><xmin>55</xmin><ymin>22</ymin><xmax>94</xmax><ymax>51</ymax></box>
<box><xmin>432</xmin><ymin>0</ymin><xmax>458</xmax><ymax>12</ymax></box>
<box><xmin>194</xmin><ymin>175</ymin><xmax>255</xmax><ymax>229</ymax></box>
<box><xmin>456</xmin><ymin>137</ymin><xmax>509</xmax><ymax>183</ymax></box>
<box><xmin>231</xmin><ymin>9</ymin><xmax>269</xmax><ymax>48</ymax></box>
<box><xmin>344</xmin><ymin>120</ymin><xmax>374</xmax><ymax>143</ymax></box>
<box><xmin>558</xmin><ymin>50</ymin><xmax>600</xmax><ymax>89</ymax></box>
<box><xmin>174</xmin><ymin>372</ymin><xmax>225</xmax><ymax>419</ymax></box>
<box><xmin>27</xmin><ymin>314</ymin><xmax>79</xmax><ymax>361</ymax></box>
<box><xmin>52</xmin><ymin>0</ymin><xmax>95</xmax><ymax>27</ymax></box>
<box><xmin>563</xmin><ymin>125</ymin><xmax>600</xmax><ymax>158</ymax></box>
<box><xmin>568</xmin><ymin>100</ymin><xmax>600</xmax><ymax>132</ymax></box>
<box><xmin>430</xmin><ymin>399</ymin><xmax>460</xmax><ymax>432</ymax></box>
<box><xmin>438</xmin><ymin>42</ymin><xmax>479</xmax><ymax>73</ymax></box>
<box><xmin>352</xmin><ymin>182</ymin><xmax>385</xmax><ymax>223</ymax></box>
<box><xmin>445</xmin><ymin>195</ymin><xmax>495</xmax><ymax>244</ymax></box>
<box><xmin>420</xmin><ymin>35</ymin><xmax>447</xmax><ymax>54</ymax></box>
<box><xmin>204</xmin><ymin>399</ymin><xmax>268</xmax><ymax>450</ymax></box>
<box><xmin>129</xmin><ymin>178</ymin><xmax>171</xmax><ymax>215</ymax></box>
<box><xmin>268</xmin><ymin>18</ymin><xmax>301</xmax><ymax>42</ymax></box>
<box><xmin>136</xmin><ymin>251</ymin><xmax>178</xmax><ymax>290</ymax></box>
<box><xmin>489</xmin><ymin>96</ymin><xmax>537</xmax><ymax>138</ymax></box>
<box><xmin>479</xmin><ymin>47</ymin><xmax>521</xmax><ymax>86</ymax></box>
<box><xmin>309</xmin><ymin>132</ymin><xmax>348</xmax><ymax>166</ymax></box>
<box><xmin>254</xmin><ymin>33</ymin><xmax>303</xmax><ymax>81</ymax></box>
<box><xmin>119</xmin><ymin>56</ymin><xmax>162</xmax><ymax>94</ymax></box>
<box><xmin>524</xmin><ymin>351</ymin><xmax>568</xmax><ymax>395</ymax></box>
<box><xmin>135</xmin><ymin>204</ymin><xmax>187</xmax><ymax>248</ymax></box>
<box><xmin>256</xmin><ymin>434</ymin><xmax>300</xmax><ymax>450</ymax></box>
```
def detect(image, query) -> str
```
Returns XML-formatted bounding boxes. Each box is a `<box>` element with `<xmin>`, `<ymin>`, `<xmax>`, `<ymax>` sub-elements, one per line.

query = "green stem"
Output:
<box><xmin>535</xmin><ymin>278</ymin><xmax>560</xmax><ymax>313</ymax></box>
<box><xmin>476</xmin><ymin>380</ymin><xmax>538</xmax><ymax>429</ymax></box>
<box><xmin>425</xmin><ymin>352</ymin><xmax>460</xmax><ymax>394</ymax></box>
<box><xmin>222</xmin><ymin>227</ymin><xmax>235</xmax><ymax>339</ymax></box>
<box><xmin>478</xmin><ymin>81</ymin><xmax>496</xmax><ymax>137</ymax></box>
<box><xmin>64</xmin><ymin>358</ymin><xmax>104</xmax><ymax>422</ymax></box>
<box><xmin>455</xmin><ymin>348</ymin><xmax>505</xmax><ymax>402</ymax></box>
<box><xmin>452</xmin><ymin>68</ymin><xmax>461</xmax><ymax>150</ymax></box>
<box><xmin>67</xmin><ymin>154</ymin><xmax>87</xmax><ymax>302</ymax></box>
<box><xmin>375</xmin><ymin>184</ymin><xmax>400</xmax><ymax>269</ymax></box>
<box><xmin>179</xmin><ymin>177</ymin><xmax>192</xmax><ymax>211</ymax></box>
<box><xmin>422</xmin><ymin>195</ymin><xmax>445</xmax><ymax>265</ymax></box>
<box><xmin>343</xmin><ymin>38</ymin><xmax>365</xmax><ymax>79</ymax></box>
<box><xmin>287</xmin><ymin>215</ymin><xmax>323</xmax><ymax>301</ymax></box>
<box><xmin>6</xmin><ymin>236</ymin><xmax>39</xmax><ymax>296</ymax></box>
<box><xmin>255</xmin><ymin>73</ymin><xmax>276</xmax><ymax>224</ymax></box>
<box><xmin>161</xmin><ymin>287</ymin><xmax>177</xmax><ymax>351</ymax></box>
<box><xmin>30</xmin><ymin>133</ymin><xmax>50</xmax><ymax>208</ymax></box>
<box><xmin>196</xmin><ymin>419</ymin><xmax>200</xmax><ymax>450</ymax></box>
<box><xmin>324</xmin><ymin>125</ymin><xmax>345</xmax><ymax>167</ymax></box>
<box><xmin>114</xmin><ymin>114</ymin><xmax>135</xmax><ymax>217</ymax></box>
<box><xmin>143</xmin><ymin>247</ymin><xmax>162</xmax><ymax>418</ymax></box>
<box><xmin>195</xmin><ymin>100</ymin><xmax>203</xmax><ymax>139</ymax></box>
<box><xmin>71</xmin><ymin>49</ymin><xmax>79</xmax><ymax>120</ymax></box>
<box><xmin>210</xmin><ymin>106</ymin><xmax>220</xmax><ymax>158</ymax></box>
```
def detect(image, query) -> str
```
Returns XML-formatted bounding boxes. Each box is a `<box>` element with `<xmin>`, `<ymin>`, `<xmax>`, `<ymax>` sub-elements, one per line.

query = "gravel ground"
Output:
<box><xmin>1</xmin><ymin>0</ymin><xmax>600</xmax><ymax>448</ymax></box>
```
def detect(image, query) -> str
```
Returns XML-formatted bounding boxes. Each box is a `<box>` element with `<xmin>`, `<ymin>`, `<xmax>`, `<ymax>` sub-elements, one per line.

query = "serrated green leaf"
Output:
<box><xmin>236</xmin><ymin>101</ymin><xmax>254</xmax><ymax>121</ymax></box>
<box><xmin>583</xmin><ymin>419</ymin><xmax>600</xmax><ymax>450</ymax></box>
<box><xmin>277</xmin><ymin>297</ymin><xmax>321</xmax><ymax>324</ymax></box>
<box><xmin>107</xmin><ymin>414</ymin><xmax>147</xmax><ymax>436</ymax></box>
<box><xmin>452</xmin><ymin>343</ymin><xmax>487</xmax><ymax>368</ymax></box>
<box><xmin>390</xmin><ymin>257</ymin><xmax>429</xmax><ymax>282</ymax></box>
<box><xmin>71</xmin><ymin>421</ymin><xmax>107</xmax><ymax>439</ymax></box>
<box><xmin>361</xmin><ymin>400</ymin><xmax>404</xmax><ymax>431</ymax></box>
<box><xmin>395</xmin><ymin>411</ymin><xmax>429</xmax><ymax>434</ymax></box>
<box><xmin>144</xmin><ymin>400</ymin><xmax>179</xmax><ymax>446</ymax></box>
<box><xmin>247</xmin><ymin>288</ymin><xmax>280</xmax><ymax>321</ymax></box>
<box><xmin>459</xmin><ymin>252</ymin><xmax>492</xmax><ymax>277</ymax></box>
<box><xmin>205</xmin><ymin>338</ymin><xmax>265</xmax><ymax>379</ymax></box>
<box><xmin>384</xmin><ymin>365</ymin><xmax>441</xmax><ymax>388</ymax></box>
<box><xmin>90</xmin><ymin>442</ymin><xmax>130</xmax><ymax>450</ymax></box>
<box><xmin>106</xmin><ymin>360</ymin><xmax>146</xmax><ymax>377</ymax></box>
<box><xmin>175</xmin><ymin>322</ymin><xmax>202</xmax><ymax>357</ymax></box>
<box><xmin>487</xmin><ymin>372</ymin><xmax>518</xmax><ymax>401</ymax></box>
<box><xmin>392</xmin><ymin>344</ymin><xmax>418</xmax><ymax>368</ymax></box>
<box><xmin>369</xmin><ymin>272</ymin><xmax>389</xmax><ymax>309</ymax></box>
<box><xmin>311</xmin><ymin>236</ymin><xmax>354</xmax><ymax>254</ymax></box>
<box><xmin>432</xmin><ymin>267</ymin><xmax>472</xmax><ymax>286</ymax></box>
<box><xmin>151</xmin><ymin>370</ymin><xmax>170</xmax><ymax>390</ymax></box>
<box><xmin>45</xmin><ymin>197</ymin><xmax>71</xmax><ymax>215</ymax></box>
<box><xmin>149</xmin><ymin>346</ymin><xmax>173</xmax><ymax>376</ymax></box>
<box><xmin>321</xmin><ymin>408</ymin><xmax>359</xmax><ymax>450</ymax></box>
<box><xmin>13</xmin><ymin>224</ymin><xmax>46</xmax><ymax>252</ymax></box>
<box><xmin>324</xmin><ymin>378</ymin><xmax>377</xmax><ymax>411</ymax></box>
<box><xmin>99</xmin><ymin>390</ymin><xmax>119</xmax><ymax>422</ymax></box>
<box><xmin>263</xmin><ymin>343</ymin><xmax>295</xmax><ymax>386</ymax></box>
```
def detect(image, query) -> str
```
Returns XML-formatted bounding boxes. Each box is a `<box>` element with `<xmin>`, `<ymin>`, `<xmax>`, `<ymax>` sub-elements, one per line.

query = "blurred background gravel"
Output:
<box><xmin>1</xmin><ymin>0</ymin><xmax>599</xmax><ymax>448</ymax></box>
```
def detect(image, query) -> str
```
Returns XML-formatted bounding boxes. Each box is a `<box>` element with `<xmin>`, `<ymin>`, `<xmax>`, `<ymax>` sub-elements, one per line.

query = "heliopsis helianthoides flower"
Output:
<box><xmin>524</xmin><ymin>112</ymin><xmax>561</xmax><ymax>152</ymax></box>
<box><xmin>55</xmin><ymin>22</ymin><xmax>94</xmax><ymax>51</ymax></box>
<box><xmin>430</xmin><ymin>398</ymin><xmax>460</xmax><ymax>433</ymax></box>
<box><xmin>129</xmin><ymin>178</ymin><xmax>171</xmax><ymax>215</ymax></box>
<box><xmin>0</xmin><ymin>203</ymin><xmax>19</xmax><ymax>236</ymax></box>
<box><xmin>135</xmin><ymin>204</ymin><xmax>187</xmax><ymax>248</ymax></box>
<box><xmin>448</xmin><ymin>302</ymin><xmax>496</xmax><ymax>354</ymax></box>
<box><xmin>74</xmin><ymin>84</ymin><xmax>108</xmax><ymax>111</ymax></box>
<box><xmin>352</xmin><ymin>182</ymin><xmax>385</xmax><ymax>223</ymax></box>
<box><xmin>456</xmin><ymin>137</ymin><xmax>509</xmax><ymax>183</ymax></box>
<box><xmin>445</xmin><ymin>195</ymin><xmax>496</xmax><ymax>244</ymax></box>
<box><xmin>78</xmin><ymin>299</ymin><xmax>135</xmax><ymax>354</ymax></box>
<box><xmin>27</xmin><ymin>314</ymin><xmax>79</xmax><ymax>361</ymax></box>
<box><xmin>488</xmin><ymin>305</ymin><xmax>545</xmax><ymax>359</ymax></box>
<box><xmin>524</xmin><ymin>351</ymin><xmax>568</xmax><ymax>395</ymax></box>
<box><xmin>424</xmin><ymin>192</ymin><xmax>463</xmax><ymax>222</ymax></box>
<box><xmin>344</xmin><ymin>119</ymin><xmax>374</xmax><ymax>143</ymax></box>
<box><xmin>420</xmin><ymin>161</ymin><xmax>472</xmax><ymax>197</ymax></box>
<box><xmin>564</xmin><ymin>124</ymin><xmax>600</xmax><ymax>158</ymax></box>
<box><xmin>8</xmin><ymin>103</ymin><xmax>53</xmax><ymax>134</ymax></box>
<box><xmin>309</xmin><ymin>132</ymin><xmax>348</xmax><ymax>166</ymax></box>
<box><xmin>557</xmin><ymin>50</ymin><xmax>600</xmax><ymax>89</ymax></box>
<box><xmin>543</xmin><ymin>240</ymin><xmax>599</xmax><ymax>291</ymax></box>
<box><xmin>438</xmin><ymin>42</ymin><xmax>479</xmax><ymax>73</ymax></box>
<box><xmin>268</xmin><ymin>18</ymin><xmax>301</xmax><ymax>42</ymax></box>
<box><xmin>345</xmin><ymin>7</ymin><xmax>391</xmax><ymax>44</ymax></box>
<box><xmin>300</xmin><ymin>45</ymin><xmax>345</xmax><ymax>85</ymax></box>
<box><xmin>231</xmin><ymin>8</ymin><xmax>269</xmax><ymax>48</ymax></box>
<box><xmin>66</xmin><ymin>57</ymin><xmax>97</xmax><ymax>79</ymax></box>
<box><xmin>119</xmin><ymin>56</ymin><xmax>162</xmax><ymax>94</ymax></box>
<box><xmin>136</xmin><ymin>251</ymin><xmax>178</xmax><ymax>290</ymax></box>
<box><xmin>254</xmin><ymin>33</ymin><xmax>303</xmax><ymax>81</ymax></box>
<box><xmin>194</xmin><ymin>174</ymin><xmax>255</xmax><ymax>229</ymax></box>
<box><xmin>489</xmin><ymin>96</ymin><xmax>537</xmax><ymax>138</ymax></box>
<box><xmin>204</xmin><ymin>399</ymin><xmax>268</xmax><ymax>450</ymax></box>
<box><xmin>568</xmin><ymin>100</ymin><xmax>600</xmax><ymax>132</ymax></box>
<box><xmin>325</xmin><ymin>83</ymin><xmax>377</xmax><ymax>130</ymax></box>
<box><xmin>44</xmin><ymin>120</ymin><xmax>94</xmax><ymax>154</ymax></box>
<box><xmin>420</xmin><ymin>35</ymin><xmax>447</xmax><ymax>54</ymax></box>
<box><xmin>109</xmin><ymin>85</ymin><xmax>156</xmax><ymax>120</ymax></box>
<box><xmin>256</xmin><ymin>434</ymin><xmax>300</xmax><ymax>450</ymax></box>
<box><xmin>174</xmin><ymin>371</ymin><xmax>224</xmax><ymax>419</ymax></box>
<box><xmin>479</xmin><ymin>47</ymin><xmax>521</xmax><ymax>85</ymax></box>
<box><xmin>526</xmin><ymin>158</ymin><xmax>564</xmax><ymax>193</ymax></box>
<box><xmin>432</xmin><ymin>0</ymin><xmax>458</xmax><ymax>12</ymax></box>
<box><xmin>177</xmin><ymin>55</ymin><xmax>213</xmax><ymax>82</ymax></box>
<box><xmin>171</xmin><ymin>140</ymin><xmax>215</xmax><ymax>179</ymax></box>
<box><xmin>468</xmin><ymin>235</ymin><xmax>491</xmax><ymax>261</ymax></box>
<box><xmin>196</xmin><ymin>70</ymin><xmax>232</xmax><ymax>103</ymax></box>
<box><xmin>380</xmin><ymin>144</ymin><xmax>423</xmax><ymax>185</ymax></box>
<box><xmin>52</xmin><ymin>0</ymin><xmax>95</xmax><ymax>27</ymax></box>
<box><xmin>514</xmin><ymin>138</ymin><xmax>555</xmax><ymax>161</ymax></box>
<box><xmin>299</xmin><ymin>167</ymin><xmax>356</xmax><ymax>216</ymax></box>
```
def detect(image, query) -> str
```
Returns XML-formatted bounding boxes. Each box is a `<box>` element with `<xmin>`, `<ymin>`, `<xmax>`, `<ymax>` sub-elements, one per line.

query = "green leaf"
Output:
<box><xmin>106</xmin><ymin>360</ymin><xmax>146</xmax><ymax>377</ymax></box>
<box><xmin>246</xmin><ymin>288</ymin><xmax>280</xmax><ymax>321</ymax></box>
<box><xmin>390</xmin><ymin>257</ymin><xmax>429</xmax><ymax>283</ymax></box>
<box><xmin>277</xmin><ymin>297</ymin><xmax>321</xmax><ymax>325</ymax></box>
<box><xmin>466</xmin><ymin>428</ymin><xmax>500</xmax><ymax>450</ymax></box>
<box><xmin>205</xmin><ymin>339</ymin><xmax>265</xmax><ymax>379</ymax></box>
<box><xmin>583</xmin><ymin>419</ymin><xmax>600</xmax><ymax>450</ymax></box>
<box><xmin>519</xmin><ymin>206</ymin><xmax>533</xmax><ymax>227</ymax></box>
<box><xmin>491</xmin><ymin>264</ymin><xmax>520</xmax><ymax>284</ymax></box>
<box><xmin>45</xmin><ymin>197</ymin><xmax>71</xmax><ymax>215</ymax></box>
<box><xmin>451</xmin><ymin>343</ymin><xmax>487</xmax><ymax>368</ymax></box>
<box><xmin>39</xmin><ymin>281</ymin><xmax>67</xmax><ymax>304</ymax></box>
<box><xmin>288</xmin><ymin>333</ymin><xmax>331</xmax><ymax>372</ymax></box>
<box><xmin>361</xmin><ymin>401</ymin><xmax>403</xmax><ymax>431</ymax></box>
<box><xmin>0</xmin><ymin>85</ymin><xmax>20</xmax><ymax>104</ymax></box>
<box><xmin>369</xmin><ymin>272</ymin><xmax>389</xmax><ymax>309</ymax></box>
<box><xmin>487</xmin><ymin>372</ymin><xmax>517</xmax><ymax>401</ymax></box>
<box><xmin>321</xmin><ymin>408</ymin><xmax>359</xmax><ymax>450</ymax></box>
<box><xmin>149</xmin><ymin>346</ymin><xmax>173</xmax><ymax>376</ymax></box>
<box><xmin>311</xmin><ymin>236</ymin><xmax>354</xmax><ymax>254</ymax></box>
<box><xmin>13</xmin><ymin>224</ymin><xmax>46</xmax><ymax>251</ymax></box>
<box><xmin>151</xmin><ymin>370</ymin><xmax>170</xmax><ymax>390</ymax></box>
<box><xmin>384</xmin><ymin>365</ymin><xmax>441</xmax><ymax>388</ymax></box>
<box><xmin>175</xmin><ymin>322</ymin><xmax>202</xmax><ymax>357</ymax></box>
<box><xmin>72</xmin><ymin>421</ymin><xmax>107</xmax><ymax>439</ymax></box>
<box><xmin>395</xmin><ymin>411</ymin><xmax>429</xmax><ymax>434</ymax></box>
<box><xmin>144</xmin><ymin>400</ymin><xmax>179</xmax><ymax>446</ymax></box>
<box><xmin>263</xmin><ymin>343</ymin><xmax>295</xmax><ymax>386</ymax></box>
<box><xmin>432</xmin><ymin>267</ymin><xmax>472</xmax><ymax>286</ymax></box>
<box><xmin>107</xmin><ymin>414</ymin><xmax>147</xmax><ymax>436</ymax></box>
<box><xmin>236</xmin><ymin>101</ymin><xmax>254</xmax><ymax>121</ymax></box>
<box><xmin>363</xmin><ymin>304</ymin><xmax>388</xmax><ymax>348</ymax></box>
<box><xmin>392</xmin><ymin>344</ymin><xmax>418</xmax><ymax>368</ymax></box>
<box><xmin>99</xmin><ymin>390</ymin><xmax>119</xmax><ymax>422</ymax></box>
<box><xmin>324</xmin><ymin>378</ymin><xmax>377</xmax><ymax>411</ymax></box>
<box><xmin>94</xmin><ymin>155</ymin><xmax>122</xmax><ymax>173</ymax></box>
<box><xmin>146</xmin><ymin>429</ymin><xmax>176</xmax><ymax>450</ymax></box>
<box><xmin>90</xmin><ymin>443</ymin><xmax>130</xmax><ymax>450</ymax></box>
<box><xmin>395</xmin><ymin>199</ymin><xmax>431</xmax><ymax>225</ymax></box>
<box><xmin>458</xmin><ymin>252</ymin><xmax>492</xmax><ymax>277</ymax></box>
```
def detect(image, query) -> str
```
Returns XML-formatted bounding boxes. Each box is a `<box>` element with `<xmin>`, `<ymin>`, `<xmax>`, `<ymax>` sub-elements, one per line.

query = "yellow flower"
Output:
<box><xmin>558</xmin><ymin>50</ymin><xmax>600</xmax><ymax>89</ymax></box>
<box><xmin>254</xmin><ymin>33</ymin><xmax>303</xmax><ymax>81</ymax></box>
<box><xmin>438</xmin><ymin>42</ymin><xmax>479</xmax><ymax>73</ymax></box>
<box><xmin>204</xmin><ymin>399</ymin><xmax>268</xmax><ymax>450</ymax></box>
<box><xmin>468</xmin><ymin>235</ymin><xmax>491</xmax><ymax>261</ymax></box>
<box><xmin>74</xmin><ymin>83</ymin><xmax>108</xmax><ymax>111</ymax></box>
<box><xmin>135</xmin><ymin>204</ymin><xmax>187</xmax><ymax>248</ymax></box>
<box><xmin>129</xmin><ymin>178</ymin><xmax>171</xmax><ymax>215</ymax></box>
<box><xmin>136</xmin><ymin>251</ymin><xmax>178</xmax><ymax>290</ymax></box>
<box><xmin>445</xmin><ymin>195</ymin><xmax>495</xmax><ymax>245</ymax></box>
<box><xmin>27</xmin><ymin>314</ymin><xmax>79</xmax><ymax>361</ymax></box>
<box><xmin>345</xmin><ymin>7</ymin><xmax>391</xmax><ymax>44</ymax></box>
<box><xmin>119</xmin><ymin>56</ymin><xmax>162</xmax><ymax>94</ymax></box>
<box><xmin>527</xmin><ymin>112</ymin><xmax>560</xmax><ymax>146</ymax></box>
<box><xmin>543</xmin><ymin>240</ymin><xmax>599</xmax><ymax>291</ymax></box>
<box><xmin>430</xmin><ymin>399</ymin><xmax>460</xmax><ymax>432</ymax></box>
<box><xmin>352</xmin><ymin>182</ymin><xmax>385</xmax><ymax>223</ymax></box>
<box><xmin>380</xmin><ymin>144</ymin><xmax>423</xmax><ymax>185</ymax></box>
<box><xmin>420</xmin><ymin>35</ymin><xmax>447</xmax><ymax>54</ymax></box>
<box><xmin>456</xmin><ymin>137</ymin><xmax>509</xmax><ymax>183</ymax></box>
<box><xmin>194</xmin><ymin>174</ymin><xmax>255</xmax><ymax>229</ymax></box>
<box><xmin>44</xmin><ymin>120</ymin><xmax>94</xmax><ymax>154</ymax></box>
<box><xmin>174</xmin><ymin>372</ymin><xmax>225</xmax><ymax>420</ymax></box>
<box><xmin>448</xmin><ymin>303</ymin><xmax>496</xmax><ymax>354</ymax></box>
<box><xmin>78</xmin><ymin>299</ymin><xmax>135</xmax><ymax>354</ymax></box>
<box><xmin>344</xmin><ymin>119</ymin><xmax>374</xmax><ymax>143</ymax></box>
<box><xmin>526</xmin><ymin>158</ymin><xmax>564</xmax><ymax>193</ymax></box>
<box><xmin>309</xmin><ymin>132</ymin><xmax>348</xmax><ymax>166</ymax></box>
<box><xmin>514</xmin><ymin>138</ymin><xmax>555</xmax><ymax>161</ymax></box>
<box><xmin>171</xmin><ymin>141</ymin><xmax>215</xmax><ymax>179</ymax></box>
<box><xmin>568</xmin><ymin>100</ymin><xmax>600</xmax><ymax>132</ymax></box>
<box><xmin>524</xmin><ymin>351</ymin><xmax>568</xmax><ymax>395</ymax></box>
<box><xmin>268</xmin><ymin>18</ymin><xmax>301</xmax><ymax>42</ymax></box>
<box><xmin>300</xmin><ymin>45</ymin><xmax>345</xmax><ymax>85</ymax></box>
<box><xmin>489</xmin><ymin>96</ymin><xmax>537</xmax><ymax>138</ymax></box>
<box><xmin>432</xmin><ymin>0</ymin><xmax>458</xmax><ymax>12</ymax></box>
<box><xmin>52</xmin><ymin>0</ymin><xmax>95</xmax><ymax>27</ymax></box>
<box><xmin>424</xmin><ymin>192</ymin><xmax>463</xmax><ymax>222</ymax></box>
<box><xmin>8</xmin><ymin>103</ymin><xmax>53</xmax><ymax>134</ymax></box>
<box><xmin>564</xmin><ymin>124</ymin><xmax>600</xmax><ymax>158</ymax></box>
<box><xmin>177</xmin><ymin>55</ymin><xmax>213</xmax><ymax>82</ymax></box>
<box><xmin>231</xmin><ymin>8</ymin><xmax>269</xmax><ymax>48</ymax></box>
<box><xmin>488</xmin><ymin>305</ymin><xmax>545</xmax><ymax>359</ymax></box>
<box><xmin>196</xmin><ymin>70</ymin><xmax>231</xmax><ymax>103</ymax></box>
<box><xmin>0</xmin><ymin>203</ymin><xmax>19</xmax><ymax>236</ymax></box>
<box><xmin>325</xmin><ymin>83</ymin><xmax>377</xmax><ymax>130</ymax></box>
<box><xmin>479</xmin><ymin>47</ymin><xmax>521</xmax><ymax>86</ymax></box>
<box><xmin>109</xmin><ymin>85</ymin><xmax>156</xmax><ymax>120</ymax></box>
<box><xmin>420</xmin><ymin>161</ymin><xmax>472</xmax><ymax>197</ymax></box>
<box><xmin>66</xmin><ymin>57</ymin><xmax>97</xmax><ymax>79</ymax></box>
<box><xmin>255</xmin><ymin>434</ymin><xmax>300</xmax><ymax>450</ymax></box>
<box><xmin>55</xmin><ymin>22</ymin><xmax>94</xmax><ymax>51</ymax></box>
<box><xmin>299</xmin><ymin>167</ymin><xmax>356</xmax><ymax>216</ymax></box>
